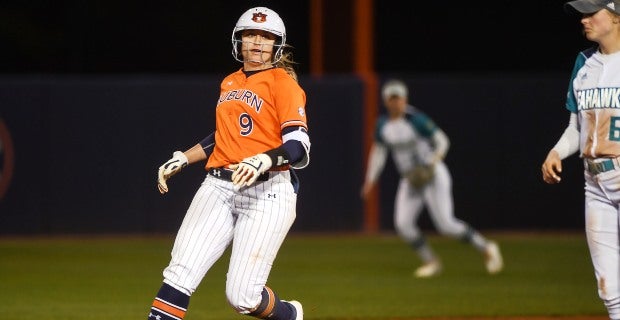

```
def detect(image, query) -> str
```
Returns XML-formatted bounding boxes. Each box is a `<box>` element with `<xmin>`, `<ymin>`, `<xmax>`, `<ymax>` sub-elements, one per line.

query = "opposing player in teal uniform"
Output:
<box><xmin>361</xmin><ymin>79</ymin><xmax>503</xmax><ymax>278</ymax></box>
<box><xmin>542</xmin><ymin>1</ymin><xmax>620</xmax><ymax>318</ymax></box>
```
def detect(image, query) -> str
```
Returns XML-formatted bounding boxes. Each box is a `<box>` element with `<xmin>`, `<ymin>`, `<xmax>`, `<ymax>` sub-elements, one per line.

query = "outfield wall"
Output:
<box><xmin>0</xmin><ymin>73</ymin><xmax>584</xmax><ymax>234</ymax></box>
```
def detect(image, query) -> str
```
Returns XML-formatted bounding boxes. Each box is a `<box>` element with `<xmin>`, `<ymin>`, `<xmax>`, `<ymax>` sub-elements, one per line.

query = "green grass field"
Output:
<box><xmin>0</xmin><ymin>232</ymin><xmax>607</xmax><ymax>320</ymax></box>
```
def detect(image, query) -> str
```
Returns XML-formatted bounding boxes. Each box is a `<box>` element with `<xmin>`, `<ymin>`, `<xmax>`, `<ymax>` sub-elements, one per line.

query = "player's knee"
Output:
<box><xmin>394</xmin><ymin>220</ymin><xmax>406</xmax><ymax>232</ymax></box>
<box><xmin>394</xmin><ymin>220</ymin><xmax>416</xmax><ymax>237</ymax></box>
<box><xmin>433</xmin><ymin>225</ymin><xmax>451</xmax><ymax>236</ymax></box>
<box><xmin>435</xmin><ymin>222</ymin><xmax>465</xmax><ymax>237</ymax></box>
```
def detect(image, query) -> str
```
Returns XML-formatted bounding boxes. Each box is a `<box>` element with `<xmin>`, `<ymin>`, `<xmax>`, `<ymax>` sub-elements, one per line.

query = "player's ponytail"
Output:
<box><xmin>275</xmin><ymin>45</ymin><xmax>298</xmax><ymax>82</ymax></box>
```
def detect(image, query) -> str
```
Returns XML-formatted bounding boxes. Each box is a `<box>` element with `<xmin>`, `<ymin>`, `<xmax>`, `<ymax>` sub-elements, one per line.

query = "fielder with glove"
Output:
<box><xmin>147</xmin><ymin>7</ymin><xmax>310</xmax><ymax>320</ymax></box>
<box><xmin>361</xmin><ymin>79</ymin><xmax>503</xmax><ymax>278</ymax></box>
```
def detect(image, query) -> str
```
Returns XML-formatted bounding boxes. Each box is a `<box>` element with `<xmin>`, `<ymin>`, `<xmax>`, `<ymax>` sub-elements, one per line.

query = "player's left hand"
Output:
<box><xmin>230</xmin><ymin>154</ymin><xmax>272</xmax><ymax>186</ymax></box>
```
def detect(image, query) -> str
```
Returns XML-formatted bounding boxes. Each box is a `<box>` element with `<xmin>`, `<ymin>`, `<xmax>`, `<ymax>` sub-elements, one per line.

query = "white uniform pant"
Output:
<box><xmin>584</xmin><ymin>169</ymin><xmax>620</xmax><ymax>320</ymax></box>
<box><xmin>162</xmin><ymin>171</ymin><xmax>297</xmax><ymax>313</ymax></box>
<box><xmin>394</xmin><ymin>162</ymin><xmax>468</xmax><ymax>241</ymax></box>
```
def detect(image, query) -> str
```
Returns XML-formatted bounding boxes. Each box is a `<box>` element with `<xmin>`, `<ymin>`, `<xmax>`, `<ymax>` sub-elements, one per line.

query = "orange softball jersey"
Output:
<box><xmin>206</xmin><ymin>67</ymin><xmax>308</xmax><ymax>169</ymax></box>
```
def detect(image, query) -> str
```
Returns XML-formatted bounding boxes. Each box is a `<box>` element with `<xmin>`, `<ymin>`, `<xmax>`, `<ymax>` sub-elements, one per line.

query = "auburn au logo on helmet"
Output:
<box><xmin>252</xmin><ymin>12</ymin><xmax>267</xmax><ymax>23</ymax></box>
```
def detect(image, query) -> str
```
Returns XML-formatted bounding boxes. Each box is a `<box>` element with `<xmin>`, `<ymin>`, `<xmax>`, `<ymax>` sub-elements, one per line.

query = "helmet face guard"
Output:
<box><xmin>231</xmin><ymin>7</ymin><xmax>286</xmax><ymax>64</ymax></box>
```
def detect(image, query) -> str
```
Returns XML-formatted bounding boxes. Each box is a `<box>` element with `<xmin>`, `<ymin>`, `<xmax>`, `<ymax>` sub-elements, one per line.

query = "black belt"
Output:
<box><xmin>584</xmin><ymin>157</ymin><xmax>620</xmax><ymax>175</ymax></box>
<box><xmin>207</xmin><ymin>167</ymin><xmax>270</xmax><ymax>182</ymax></box>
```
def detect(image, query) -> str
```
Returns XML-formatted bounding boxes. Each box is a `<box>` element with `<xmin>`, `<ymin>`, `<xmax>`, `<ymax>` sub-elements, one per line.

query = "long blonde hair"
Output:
<box><xmin>275</xmin><ymin>46</ymin><xmax>298</xmax><ymax>82</ymax></box>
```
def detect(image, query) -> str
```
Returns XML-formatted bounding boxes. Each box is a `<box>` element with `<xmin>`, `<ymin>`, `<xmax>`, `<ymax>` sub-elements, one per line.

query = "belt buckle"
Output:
<box><xmin>594</xmin><ymin>162</ymin><xmax>605</xmax><ymax>174</ymax></box>
<box><xmin>587</xmin><ymin>158</ymin><xmax>616</xmax><ymax>175</ymax></box>
<box><xmin>586</xmin><ymin>160</ymin><xmax>601</xmax><ymax>175</ymax></box>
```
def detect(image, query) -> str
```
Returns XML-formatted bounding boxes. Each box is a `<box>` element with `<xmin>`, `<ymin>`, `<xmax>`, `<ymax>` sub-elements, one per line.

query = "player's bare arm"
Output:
<box><xmin>157</xmin><ymin>136</ymin><xmax>211</xmax><ymax>194</ymax></box>
<box><xmin>184</xmin><ymin>144</ymin><xmax>208</xmax><ymax>164</ymax></box>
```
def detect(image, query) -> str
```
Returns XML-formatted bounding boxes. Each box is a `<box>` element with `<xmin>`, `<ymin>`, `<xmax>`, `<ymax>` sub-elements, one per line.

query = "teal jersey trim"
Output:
<box><xmin>405</xmin><ymin>111</ymin><xmax>437</xmax><ymax>138</ymax></box>
<box><xmin>566</xmin><ymin>46</ymin><xmax>597</xmax><ymax>113</ymax></box>
<box><xmin>373</xmin><ymin>107</ymin><xmax>437</xmax><ymax>144</ymax></box>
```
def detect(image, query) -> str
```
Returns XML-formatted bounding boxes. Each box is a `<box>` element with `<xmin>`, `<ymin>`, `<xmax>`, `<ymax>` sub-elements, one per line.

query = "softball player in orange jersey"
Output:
<box><xmin>146</xmin><ymin>7</ymin><xmax>309</xmax><ymax>320</ymax></box>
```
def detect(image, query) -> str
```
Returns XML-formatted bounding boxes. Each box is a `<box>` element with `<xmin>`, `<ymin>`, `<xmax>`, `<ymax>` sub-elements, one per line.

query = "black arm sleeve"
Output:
<box><xmin>199</xmin><ymin>132</ymin><xmax>215</xmax><ymax>156</ymax></box>
<box><xmin>282</xmin><ymin>140</ymin><xmax>305</xmax><ymax>162</ymax></box>
<box><xmin>264</xmin><ymin>140</ymin><xmax>305</xmax><ymax>167</ymax></box>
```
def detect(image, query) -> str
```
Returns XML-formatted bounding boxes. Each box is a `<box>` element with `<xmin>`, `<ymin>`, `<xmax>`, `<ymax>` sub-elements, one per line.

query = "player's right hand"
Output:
<box><xmin>541</xmin><ymin>150</ymin><xmax>562</xmax><ymax>184</ymax></box>
<box><xmin>230</xmin><ymin>153</ymin><xmax>272</xmax><ymax>187</ymax></box>
<box><xmin>157</xmin><ymin>151</ymin><xmax>188</xmax><ymax>194</ymax></box>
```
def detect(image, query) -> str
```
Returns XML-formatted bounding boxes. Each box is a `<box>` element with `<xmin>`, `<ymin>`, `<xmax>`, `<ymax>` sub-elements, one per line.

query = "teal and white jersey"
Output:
<box><xmin>566</xmin><ymin>46</ymin><xmax>620</xmax><ymax>158</ymax></box>
<box><xmin>374</xmin><ymin>106</ymin><xmax>437</xmax><ymax>174</ymax></box>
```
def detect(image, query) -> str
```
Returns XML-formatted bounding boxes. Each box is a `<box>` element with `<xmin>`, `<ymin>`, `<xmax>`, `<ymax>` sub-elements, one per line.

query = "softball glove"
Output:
<box><xmin>405</xmin><ymin>165</ymin><xmax>435</xmax><ymax>189</ymax></box>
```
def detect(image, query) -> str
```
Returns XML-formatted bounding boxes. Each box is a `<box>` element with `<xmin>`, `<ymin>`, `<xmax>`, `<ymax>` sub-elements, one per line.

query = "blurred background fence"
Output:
<box><xmin>0</xmin><ymin>73</ymin><xmax>585</xmax><ymax>234</ymax></box>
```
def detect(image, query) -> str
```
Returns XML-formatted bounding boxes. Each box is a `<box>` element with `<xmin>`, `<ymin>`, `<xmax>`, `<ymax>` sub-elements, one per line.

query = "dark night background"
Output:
<box><xmin>0</xmin><ymin>1</ymin><xmax>591</xmax><ymax>75</ymax></box>
<box><xmin>0</xmin><ymin>1</ymin><xmax>597</xmax><ymax>234</ymax></box>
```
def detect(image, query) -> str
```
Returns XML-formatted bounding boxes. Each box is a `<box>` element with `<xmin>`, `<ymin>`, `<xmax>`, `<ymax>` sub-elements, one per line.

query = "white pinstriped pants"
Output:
<box><xmin>162</xmin><ymin>171</ymin><xmax>297</xmax><ymax>313</ymax></box>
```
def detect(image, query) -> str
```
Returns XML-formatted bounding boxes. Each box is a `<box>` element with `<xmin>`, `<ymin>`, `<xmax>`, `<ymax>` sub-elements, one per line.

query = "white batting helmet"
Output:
<box><xmin>231</xmin><ymin>7</ymin><xmax>287</xmax><ymax>63</ymax></box>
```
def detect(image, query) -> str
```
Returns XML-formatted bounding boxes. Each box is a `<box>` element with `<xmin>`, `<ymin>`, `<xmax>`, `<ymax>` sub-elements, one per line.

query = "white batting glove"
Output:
<box><xmin>157</xmin><ymin>151</ymin><xmax>188</xmax><ymax>194</ymax></box>
<box><xmin>230</xmin><ymin>153</ymin><xmax>272</xmax><ymax>186</ymax></box>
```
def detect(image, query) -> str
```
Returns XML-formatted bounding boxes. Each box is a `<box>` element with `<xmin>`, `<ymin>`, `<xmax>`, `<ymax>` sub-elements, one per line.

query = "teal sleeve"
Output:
<box><xmin>374</xmin><ymin>116</ymin><xmax>388</xmax><ymax>144</ymax></box>
<box><xmin>407</xmin><ymin>112</ymin><xmax>437</xmax><ymax>138</ymax></box>
<box><xmin>565</xmin><ymin>47</ymin><xmax>595</xmax><ymax>113</ymax></box>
